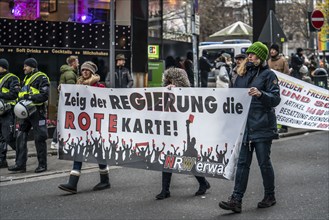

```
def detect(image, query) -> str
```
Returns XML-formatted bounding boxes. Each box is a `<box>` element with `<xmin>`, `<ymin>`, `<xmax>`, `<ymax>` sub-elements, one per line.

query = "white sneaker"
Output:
<box><xmin>50</xmin><ymin>142</ymin><xmax>58</xmax><ymax>150</ymax></box>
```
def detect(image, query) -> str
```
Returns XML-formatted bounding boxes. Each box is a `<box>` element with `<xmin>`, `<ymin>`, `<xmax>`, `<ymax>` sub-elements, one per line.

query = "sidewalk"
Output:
<box><xmin>0</xmin><ymin>128</ymin><xmax>318</xmax><ymax>183</ymax></box>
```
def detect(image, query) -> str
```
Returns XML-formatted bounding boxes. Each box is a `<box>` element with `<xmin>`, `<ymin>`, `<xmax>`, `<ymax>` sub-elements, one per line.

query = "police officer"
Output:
<box><xmin>0</xmin><ymin>58</ymin><xmax>20</xmax><ymax>168</ymax></box>
<box><xmin>8</xmin><ymin>58</ymin><xmax>50</xmax><ymax>173</ymax></box>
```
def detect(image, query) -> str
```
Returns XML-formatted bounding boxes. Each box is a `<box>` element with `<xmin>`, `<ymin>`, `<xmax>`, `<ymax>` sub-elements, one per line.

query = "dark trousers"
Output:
<box><xmin>291</xmin><ymin>70</ymin><xmax>302</xmax><ymax>80</ymax></box>
<box><xmin>233</xmin><ymin>141</ymin><xmax>275</xmax><ymax>201</ymax></box>
<box><xmin>0</xmin><ymin>110</ymin><xmax>16</xmax><ymax>161</ymax></box>
<box><xmin>200</xmin><ymin>71</ymin><xmax>209</xmax><ymax>87</ymax></box>
<box><xmin>73</xmin><ymin>161</ymin><xmax>107</xmax><ymax>171</ymax></box>
<box><xmin>161</xmin><ymin>171</ymin><xmax>208</xmax><ymax>192</ymax></box>
<box><xmin>52</xmin><ymin>127</ymin><xmax>57</xmax><ymax>143</ymax></box>
<box><xmin>15</xmin><ymin>108</ymin><xmax>48</xmax><ymax>167</ymax></box>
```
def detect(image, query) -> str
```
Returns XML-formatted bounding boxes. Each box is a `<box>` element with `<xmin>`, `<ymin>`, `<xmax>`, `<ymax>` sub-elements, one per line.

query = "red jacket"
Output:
<box><xmin>91</xmin><ymin>82</ymin><xmax>105</xmax><ymax>88</ymax></box>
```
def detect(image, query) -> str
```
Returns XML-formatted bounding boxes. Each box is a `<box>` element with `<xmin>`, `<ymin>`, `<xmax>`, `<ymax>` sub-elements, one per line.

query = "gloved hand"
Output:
<box><xmin>23</xmin><ymin>94</ymin><xmax>33</xmax><ymax>100</ymax></box>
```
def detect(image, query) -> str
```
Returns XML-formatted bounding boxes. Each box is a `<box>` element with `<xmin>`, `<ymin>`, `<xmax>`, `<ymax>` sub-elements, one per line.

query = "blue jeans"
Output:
<box><xmin>233</xmin><ymin>140</ymin><xmax>275</xmax><ymax>201</ymax></box>
<box><xmin>73</xmin><ymin>161</ymin><xmax>107</xmax><ymax>171</ymax></box>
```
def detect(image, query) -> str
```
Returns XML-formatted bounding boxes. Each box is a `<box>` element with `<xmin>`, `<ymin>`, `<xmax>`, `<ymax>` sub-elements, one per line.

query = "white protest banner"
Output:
<box><xmin>274</xmin><ymin>71</ymin><xmax>329</xmax><ymax>131</ymax></box>
<box><xmin>57</xmin><ymin>85</ymin><xmax>251</xmax><ymax>179</ymax></box>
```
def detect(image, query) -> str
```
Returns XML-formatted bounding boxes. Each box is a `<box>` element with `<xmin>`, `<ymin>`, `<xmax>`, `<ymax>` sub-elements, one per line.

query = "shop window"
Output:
<box><xmin>149</xmin><ymin>0</ymin><xmax>162</xmax><ymax>38</ymax></box>
<box><xmin>162</xmin><ymin>0</ymin><xmax>192</xmax><ymax>42</ymax></box>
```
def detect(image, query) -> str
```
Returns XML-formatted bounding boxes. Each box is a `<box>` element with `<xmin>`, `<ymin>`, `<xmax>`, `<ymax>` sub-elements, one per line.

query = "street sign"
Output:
<box><xmin>311</xmin><ymin>10</ymin><xmax>325</xmax><ymax>30</ymax></box>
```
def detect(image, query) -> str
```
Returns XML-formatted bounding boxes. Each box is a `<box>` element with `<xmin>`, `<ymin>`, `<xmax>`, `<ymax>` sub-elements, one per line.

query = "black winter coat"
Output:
<box><xmin>114</xmin><ymin>66</ymin><xmax>133</xmax><ymax>88</ymax></box>
<box><xmin>291</xmin><ymin>53</ymin><xmax>305</xmax><ymax>79</ymax></box>
<box><xmin>234</xmin><ymin>63</ymin><xmax>281</xmax><ymax>143</ymax></box>
<box><xmin>0</xmin><ymin>72</ymin><xmax>20</xmax><ymax>101</ymax></box>
<box><xmin>22</xmin><ymin>70</ymin><xmax>50</xmax><ymax>104</ymax></box>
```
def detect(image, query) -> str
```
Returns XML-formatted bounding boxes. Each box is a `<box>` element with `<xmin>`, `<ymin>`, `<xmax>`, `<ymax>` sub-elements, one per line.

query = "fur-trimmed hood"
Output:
<box><xmin>162</xmin><ymin>67</ymin><xmax>190</xmax><ymax>87</ymax></box>
<box><xmin>77</xmin><ymin>74</ymin><xmax>101</xmax><ymax>85</ymax></box>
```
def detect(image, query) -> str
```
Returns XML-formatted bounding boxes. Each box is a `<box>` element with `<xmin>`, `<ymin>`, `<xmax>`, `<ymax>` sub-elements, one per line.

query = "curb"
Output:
<box><xmin>6</xmin><ymin>150</ymin><xmax>58</xmax><ymax>160</ymax></box>
<box><xmin>278</xmin><ymin>129</ymin><xmax>318</xmax><ymax>138</ymax></box>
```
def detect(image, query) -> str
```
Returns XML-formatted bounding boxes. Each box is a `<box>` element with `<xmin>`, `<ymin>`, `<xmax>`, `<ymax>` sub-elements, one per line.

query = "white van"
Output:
<box><xmin>199</xmin><ymin>42</ymin><xmax>251</xmax><ymax>63</ymax></box>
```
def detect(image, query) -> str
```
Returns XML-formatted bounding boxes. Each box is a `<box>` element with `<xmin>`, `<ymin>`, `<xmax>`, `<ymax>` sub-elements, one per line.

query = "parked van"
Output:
<box><xmin>199</xmin><ymin>42</ymin><xmax>251</xmax><ymax>63</ymax></box>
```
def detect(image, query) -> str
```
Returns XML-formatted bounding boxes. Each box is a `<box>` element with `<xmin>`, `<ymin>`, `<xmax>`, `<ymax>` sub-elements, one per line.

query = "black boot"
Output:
<box><xmin>156</xmin><ymin>172</ymin><xmax>172</xmax><ymax>200</ymax></box>
<box><xmin>35</xmin><ymin>131</ymin><xmax>47</xmax><ymax>173</ymax></box>
<box><xmin>93</xmin><ymin>168</ymin><xmax>111</xmax><ymax>191</ymax></box>
<box><xmin>219</xmin><ymin>196</ymin><xmax>242</xmax><ymax>213</ymax></box>
<box><xmin>58</xmin><ymin>170</ymin><xmax>80</xmax><ymax>194</ymax></box>
<box><xmin>195</xmin><ymin>176</ymin><xmax>211</xmax><ymax>196</ymax></box>
<box><xmin>35</xmin><ymin>166</ymin><xmax>47</xmax><ymax>173</ymax></box>
<box><xmin>0</xmin><ymin>142</ymin><xmax>8</xmax><ymax>168</ymax></box>
<box><xmin>257</xmin><ymin>194</ymin><xmax>276</xmax><ymax>208</ymax></box>
<box><xmin>8</xmin><ymin>164</ymin><xmax>26</xmax><ymax>173</ymax></box>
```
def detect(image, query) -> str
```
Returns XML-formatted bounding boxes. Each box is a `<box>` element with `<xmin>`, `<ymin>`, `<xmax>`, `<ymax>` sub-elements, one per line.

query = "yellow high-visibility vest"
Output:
<box><xmin>0</xmin><ymin>73</ymin><xmax>20</xmax><ymax>105</ymax></box>
<box><xmin>18</xmin><ymin>71</ymin><xmax>50</xmax><ymax>105</ymax></box>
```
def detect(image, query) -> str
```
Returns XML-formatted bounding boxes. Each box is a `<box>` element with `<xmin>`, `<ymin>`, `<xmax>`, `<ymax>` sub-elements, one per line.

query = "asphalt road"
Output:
<box><xmin>0</xmin><ymin>131</ymin><xmax>328</xmax><ymax>220</ymax></box>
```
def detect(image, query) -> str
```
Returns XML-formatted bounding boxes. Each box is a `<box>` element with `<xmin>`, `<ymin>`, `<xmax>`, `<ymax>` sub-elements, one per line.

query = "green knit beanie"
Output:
<box><xmin>246</xmin><ymin>41</ymin><xmax>269</xmax><ymax>62</ymax></box>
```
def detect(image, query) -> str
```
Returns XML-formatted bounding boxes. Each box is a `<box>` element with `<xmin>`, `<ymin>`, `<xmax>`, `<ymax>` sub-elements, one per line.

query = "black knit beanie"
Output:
<box><xmin>297</xmin><ymin>48</ymin><xmax>303</xmax><ymax>54</ymax></box>
<box><xmin>24</xmin><ymin>58</ymin><xmax>38</xmax><ymax>68</ymax></box>
<box><xmin>270</xmin><ymin>44</ymin><xmax>279</xmax><ymax>52</ymax></box>
<box><xmin>0</xmin><ymin>58</ymin><xmax>9</xmax><ymax>70</ymax></box>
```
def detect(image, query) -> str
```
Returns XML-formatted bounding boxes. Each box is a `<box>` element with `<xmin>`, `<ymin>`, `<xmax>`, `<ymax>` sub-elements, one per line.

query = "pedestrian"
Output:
<box><xmin>105</xmin><ymin>54</ymin><xmax>133</xmax><ymax>88</ymax></box>
<box><xmin>58</xmin><ymin>55</ymin><xmax>79</xmax><ymax>87</ymax></box>
<box><xmin>165</xmin><ymin>56</ymin><xmax>177</xmax><ymax>69</ymax></box>
<box><xmin>175</xmin><ymin>56</ymin><xmax>185</xmax><ymax>69</ymax></box>
<box><xmin>8</xmin><ymin>58</ymin><xmax>50</xmax><ymax>173</ymax></box>
<box><xmin>214</xmin><ymin>53</ymin><xmax>232</xmax><ymax>88</ymax></box>
<box><xmin>290</xmin><ymin>47</ymin><xmax>305</xmax><ymax>80</ymax></box>
<box><xmin>231</xmin><ymin>54</ymin><xmax>247</xmax><ymax>86</ymax></box>
<box><xmin>51</xmin><ymin>55</ymin><xmax>79</xmax><ymax>150</ymax></box>
<box><xmin>219</xmin><ymin>42</ymin><xmax>281</xmax><ymax>213</ymax></box>
<box><xmin>184</xmin><ymin>52</ymin><xmax>195</xmax><ymax>87</ymax></box>
<box><xmin>155</xmin><ymin>64</ymin><xmax>210</xmax><ymax>200</ymax></box>
<box><xmin>267</xmin><ymin>43</ymin><xmax>290</xmax><ymax>133</ymax></box>
<box><xmin>0</xmin><ymin>58</ymin><xmax>20</xmax><ymax>168</ymax></box>
<box><xmin>199</xmin><ymin>50</ymin><xmax>213</xmax><ymax>87</ymax></box>
<box><xmin>58</xmin><ymin>61</ymin><xmax>110</xmax><ymax>194</ymax></box>
<box><xmin>268</xmin><ymin>44</ymin><xmax>290</xmax><ymax>75</ymax></box>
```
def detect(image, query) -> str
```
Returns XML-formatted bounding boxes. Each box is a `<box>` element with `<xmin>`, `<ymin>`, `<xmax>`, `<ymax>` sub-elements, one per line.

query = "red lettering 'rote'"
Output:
<box><xmin>78</xmin><ymin>112</ymin><xmax>90</xmax><ymax>131</ymax></box>
<box><xmin>94</xmin><ymin>113</ymin><xmax>104</xmax><ymax>132</ymax></box>
<box><xmin>65</xmin><ymin>111</ymin><xmax>76</xmax><ymax>129</ymax></box>
<box><xmin>109</xmin><ymin>114</ymin><xmax>117</xmax><ymax>133</ymax></box>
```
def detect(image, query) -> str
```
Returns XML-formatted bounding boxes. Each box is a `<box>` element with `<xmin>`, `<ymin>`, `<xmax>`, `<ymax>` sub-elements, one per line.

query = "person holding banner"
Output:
<box><xmin>58</xmin><ymin>61</ymin><xmax>110</xmax><ymax>194</ymax></box>
<box><xmin>155</xmin><ymin>65</ymin><xmax>210</xmax><ymax>200</ymax></box>
<box><xmin>219</xmin><ymin>42</ymin><xmax>281</xmax><ymax>213</ymax></box>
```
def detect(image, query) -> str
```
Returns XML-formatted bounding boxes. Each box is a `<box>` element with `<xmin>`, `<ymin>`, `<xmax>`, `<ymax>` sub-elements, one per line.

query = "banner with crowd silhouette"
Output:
<box><xmin>57</xmin><ymin>85</ymin><xmax>252</xmax><ymax>179</ymax></box>
<box><xmin>274</xmin><ymin>71</ymin><xmax>329</xmax><ymax>131</ymax></box>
